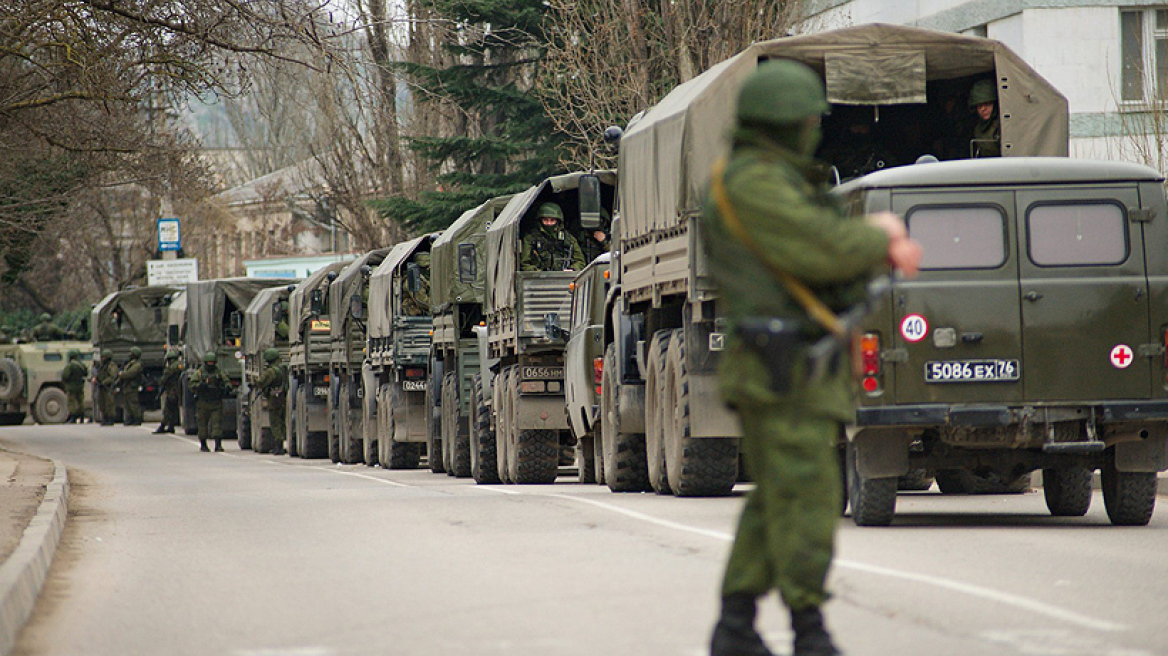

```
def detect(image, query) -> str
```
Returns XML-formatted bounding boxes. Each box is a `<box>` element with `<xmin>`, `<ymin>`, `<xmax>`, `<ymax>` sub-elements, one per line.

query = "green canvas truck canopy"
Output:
<box><xmin>288</xmin><ymin>262</ymin><xmax>350</xmax><ymax>344</ymax></box>
<box><xmin>243</xmin><ymin>285</ymin><xmax>296</xmax><ymax>357</ymax></box>
<box><xmin>368</xmin><ymin>234</ymin><xmax>438</xmax><ymax>342</ymax></box>
<box><xmin>91</xmin><ymin>286</ymin><xmax>181</xmax><ymax>348</ymax></box>
<box><xmin>329</xmin><ymin>248</ymin><xmax>392</xmax><ymax>341</ymax></box>
<box><xmin>431</xmin><ymin>196</ymin><xmax>513</xmax><ymax>312</ymax></box>
<box><xmin>185</xmin><ymin>278</ymin><xmax>298</xmax><ymax>361</ymax></box>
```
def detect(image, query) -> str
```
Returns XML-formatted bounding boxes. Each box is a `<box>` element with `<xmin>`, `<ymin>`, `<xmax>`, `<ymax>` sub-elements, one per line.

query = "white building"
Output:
<box><xmin>800</xmin><ymin>1</ymin><xmax>1168</xmax><ymax>169</ymax></box>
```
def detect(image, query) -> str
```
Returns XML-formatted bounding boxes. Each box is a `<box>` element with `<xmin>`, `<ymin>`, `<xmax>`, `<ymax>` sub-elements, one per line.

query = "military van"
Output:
<box><xmin>0</xmin><ymin>341</ymin><xmax>94</xmax><ymax>424</ymax></box>
<box><xmin>328</xmin><ymin>248</ymin><xmax>391</xmax><ymax>464</ymax></box>
<box><xmin>288</xmin><ymin>261</ymin><xmax>352</xmax><ymax>458</ymax></box>
<box><xmin>239</xmin><ymin>284</ymin><xmax>296</xmax><ymax>453</ymax></box>
<box><xmin>564</xmin><ymin>253</ymin><xmax>611</xmax><ymax>483</ymax></box>
<box><xmin>91</xmin><ymin>286</ymin><xmax>181</xmax><ymax>415</ymax></box>
<box><xmin>598</xmin><ymin>23</ymin><xmax>1070</xmax><ymax>497</ymax></box>
<box><xmin>426</xmin><ymin>197</ymin><xmax>512</xmax><ymax>480</ymax></box>
<box><xmin>838</xmin><ymin>157</ymin><xmax>1168</xmax><ymax>527</ymax></box>
<box><xmin>367</xmin><ymin>235</ymin><xmax>438</xmax><ymax>469</ymax></box>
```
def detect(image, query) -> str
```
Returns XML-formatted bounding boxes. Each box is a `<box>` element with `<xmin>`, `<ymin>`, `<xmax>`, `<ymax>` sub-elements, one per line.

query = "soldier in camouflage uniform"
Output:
<box><xmin>577</xmin><ymin>207</ymin><xmax>611</xmax><ymax>264</ymax></box>
<box><xmin>257</xmin><ymin>348</ymin><xmax>288</xmax><ymax>455</ymax></box>
<box><xmin>30</xmin><ymin>313</ymin><xmax>63</xmax><ymax>341</ymax></box>
<box><xmin>969</xmin><ymin>79</ymin><xmax>1001</xmax><ymax>158</ymax></box>
<box><xmin>520</xmin><ymin>202</ymin><xmax>586</xmax><ymax>272</ymax></box>
<box><xmin>61</xmin><ymin>350</ymin><xmax>88</xmax><ymax>423</ymax></box>
<box><xmin>95</xmin><ymin>350</ymin><xmax>119</xmax><ymax>425</ymax></box>
<box><xmin>117</xmin><ymin>346</ymin><xmax>144</xmax><ymax>425</ymax></box>
<box><xmin>190</xmin><ymin>351</ymin><xmax>231</xmax><ymax>452</ymax></box>
<box><xmin>701</xmin><ymin>60</ymin><xmax>921</xmax><ymax>656</ymax></box>
<box><xmin>401</xmin><ymin>252</ymin><xmax>431</xmax><ymax>316</ymax></box>
<box><xmin>154</xmin><ymin>349</ymin><xmax>182</xmax><ymax>434</ymax></box>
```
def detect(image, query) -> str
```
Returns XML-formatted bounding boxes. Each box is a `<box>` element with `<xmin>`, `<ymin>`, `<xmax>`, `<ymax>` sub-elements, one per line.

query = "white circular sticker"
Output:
<box><xmin>1110</xmin><ymin>344</ymin><xmax>1134</xmax><ymax>369</ymax></box>
<box><xmin>900</xmin><ymin>314</ymin><xmax>928</xmax><ymax>343</ymax></box>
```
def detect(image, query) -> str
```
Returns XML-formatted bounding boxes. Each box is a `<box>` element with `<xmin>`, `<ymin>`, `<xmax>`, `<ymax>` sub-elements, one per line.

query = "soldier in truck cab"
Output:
<box><xmin>520</xmin><ymin>202</ymin><xmax>586</xmax><ymax>272</ymax></box>
<box><xmin>968</xmin><ymin>79</ymin><xmax>1001</xmax><ymax>158</ymax></box>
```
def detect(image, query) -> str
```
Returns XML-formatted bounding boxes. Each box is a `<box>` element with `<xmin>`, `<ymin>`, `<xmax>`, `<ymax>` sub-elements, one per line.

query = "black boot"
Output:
<box><xmin>791</xmin><ymin>607</ymin><xmax>842</xmax><ymax>656</ymax></box>
<box><xmin>199</xmin><ymin>439</ymin><xmax>210</xmax><ymax>452</ymax></box>
<box><xmin>153</xmin><ymin>425</ymin><xmax>167</xmax><ymax>434</ymax></box>
<box><xmin>710</xmin><ymin>594</ymin><xmax>773</xmax><ymax>656</ymax></box>
<box><xmin>214</xmin><ymin>439</ymin><xmax>224</xmax><ymax>452</ymax></box>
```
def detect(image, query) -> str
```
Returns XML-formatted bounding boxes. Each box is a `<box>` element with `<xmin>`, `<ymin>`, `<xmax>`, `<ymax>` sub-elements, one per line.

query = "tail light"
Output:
<box><xmin>860</xmin><ymin>332</ymin><xmax>881</xmax><ymax>394</ymax></box>
<box><xmin>405</xmin><ymin>367</ymin><xmax>426</xmax><ymax>379</ymax></box>
<box><xmin>594</xmin><ymin>357</ymin><xmax>604</xmax><ymax>395</ymax></box>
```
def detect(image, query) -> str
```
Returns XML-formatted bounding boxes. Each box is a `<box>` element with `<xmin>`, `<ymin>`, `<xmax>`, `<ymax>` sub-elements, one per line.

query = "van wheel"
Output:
<box><xmin>0</xmin><ymin>358</ymin><xmax>24</xmax><ymax>401</ymax></box>
<box><xmin>600</xmin><ymin>344</ymin><xmax>649</xmax><ymax>492</ymax></box>
<box><xmin>846</xmin><ymin>440</ymin><xmax>897</xmax><ymax>527</ymax></box>
<box><xmin>1042</xmin><ymin>467</ymin><xmax>1092</xmax><ymax>516</ymax></box>
<box><xmin>34</xmin><ymin>387</ymin><xmax>69</xmax><ymax>424</ymax></box>
<box><xmin>469</xmin><ymin>373</ymin><xmax>499</xmax><ymax>484</ymax></box>
<box><xmin>1101</xmin><ymin>456</ymin><xmax>1157</xmax><ymax>526</ymax></box>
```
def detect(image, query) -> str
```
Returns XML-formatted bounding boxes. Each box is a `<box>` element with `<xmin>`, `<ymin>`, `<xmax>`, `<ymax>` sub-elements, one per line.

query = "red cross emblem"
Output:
<box><xmin>1110</xmin><ymin>344</ymin><xmax>1133</xmax><ymax>369</ymax></box>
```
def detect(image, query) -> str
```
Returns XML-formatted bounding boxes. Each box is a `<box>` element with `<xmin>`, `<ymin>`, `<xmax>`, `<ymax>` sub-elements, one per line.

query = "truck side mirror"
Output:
<box><xmin>406</xmin><ymin>263</ymin><xmax>422</xmax><ymax>293</ymax></box>
<box><xmin>578</xmin><ymin>174</ymin><xmax>602</xmax><ymax>230</ymax></box>
<box><xmin>350</xmin><ymin>294</ymin><xmax>363</xmax><ymax>320</ymax></box>
<box><xmin>458</xmin><ymin>243</ymin><xmax>477</xmax><ymax>283</ymax></box>
<box><xmin>310</xmin><ymin>289</ymin><xmax>324</xmax><ymax>316</ymax></box>
<box><xmin>228</xmin><ymin>311</ymin><xmax>243</xmax><ymax>337</ymax></box>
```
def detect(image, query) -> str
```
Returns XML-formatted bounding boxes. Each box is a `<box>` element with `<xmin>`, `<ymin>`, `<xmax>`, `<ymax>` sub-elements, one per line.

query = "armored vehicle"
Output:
<box><xmin>239</xmin><ymin>284</ymin><xmax>297</xmax><ymax>453</ymax></box>
<box><xmin>476</xmin><ymin>171</ymin><xmax>616</xmax><ymax>484</ymax></box>
<box><xmin>839</xmin><ymin>157</ymin><xmax>1168</xmax><ymax>527</ymax></box>
<box><xmin>564</xmin><ymin>253</ymin><xmax>611</xmax><ymax>483</ymax></box>
<box><xmin>426</xmin><ymin>197</ymin><xmax>511</xmax><ymax>480</ymax></box>
<box><xmin>0</xmin><ymin>341</ymin><xmax>94</xmax><ymax>424</ymax></box>
<box><xmin>91</xmin><ymin>286</ymin><xmax>181</xmax><ymax>413</ymax></box>
<box><xmin>288</xmin><ymin>261</ymin><xmax>352</xmax><ymax>458</ymax></box>
<box><xmin>180</xmin><ymin>277</ymin><xmax>298</xmax><ymax>437</ymax></box>
<box><xmin>367</xmin><ymin>235</ymin><xmax>438</xmax><ymax>469</ymax></box>
<box><xmin>599</xmin><ymin>23</ymin><xmax>1070</xmax><ymax>497</ymax></box>
<box><xmin>328</xmin><ymin>248</ymin><xmax>391</xmax><ymax>464</ymax></box>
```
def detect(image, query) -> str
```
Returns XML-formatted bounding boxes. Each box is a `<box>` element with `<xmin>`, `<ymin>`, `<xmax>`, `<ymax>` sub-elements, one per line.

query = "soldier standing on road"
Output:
<box><xmin>30</xmin><ymin>313</ymin><xmax>63</xmax><ymax>341</ymax></box>
<box><xmin>154</xmin><ymin>349</ymin><xmax>182</xmax><ymax>434</ymax></box>
<box><xmin>968</xmin><ymin>79</ymin><xmax>1001</xmax><ymax>158</ymax></box>
<box><xmin>117</xmin><ymin>346</ymin><xmax>144</xmax><ymax>426</ymax></box>
<box><xmin>701</xmin><ymin>60</ymin><xmax>921</xmax><ymax>656</ymax></box>
<box><xmin>61</xmin><ymin>350</ymin><xmax>88</xmax><ymax>423</ymax></box>
<box><xmin>257</xmin><ymin>348</ymin><xmax>288</xmax><ymax>455</ymax></box>
<box><xmin>520</xmin><ymin>202</ymin><xmax>586</xmax><ymax>272</ymax></box>
<box><xmin>95</xmin><ymin>350</ymin><xmax>119</xmax><ymax>426</ymax></box>
<box><xmin>190</xmin><ymin>351</ymin><xmax>231</xmax><ymax>452</ymax></box>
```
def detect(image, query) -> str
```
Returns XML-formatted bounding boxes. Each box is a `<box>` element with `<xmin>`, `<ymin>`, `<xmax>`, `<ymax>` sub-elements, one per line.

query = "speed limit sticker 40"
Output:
<box><xmin>900</xmin><ymin>314</ymin><xmax>928</xmax><ymax>343</ymax></box>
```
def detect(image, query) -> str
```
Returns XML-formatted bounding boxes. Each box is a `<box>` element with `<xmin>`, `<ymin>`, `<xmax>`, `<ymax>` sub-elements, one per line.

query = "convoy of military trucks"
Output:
<box><xmin>10</xmin><ymin>24</ymin><xmax>1167</xmax><ymax>527</ymax></box>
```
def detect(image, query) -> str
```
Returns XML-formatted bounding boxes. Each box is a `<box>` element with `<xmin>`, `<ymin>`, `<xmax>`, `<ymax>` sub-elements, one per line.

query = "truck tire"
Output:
<box><xmin>441</xmin><ymin>372</ymin><xmax>454</xmax><ymax>475</ymax></box>
<box><xmin>286</xmin><ymin>377</ymin><xmax>300</xmax><ymax>457</ymax></box>
<box><xmin>1101</xmin><ymin>455</ymin><xmax>1157</xmax><ymax>526</ymax></box>
<box><xmin>470</xmin><ymin>373</ymin><xmax>500</xmax><ymax>484</ymax></box>
<box><xmin>0</xmin><ymin>358</ymin><xmax>23</xmax><ymax>401</ymax></box>
<box><xmin>600</xmin><ymin>344</ymin><xmax>649</xmax><ymax>492</ymax></box>
<box><xmin>662</xmin><ymin>331</ymin><xmax>737</xmax><ymax>497</ymax></box>
<box><xmin>34</xmin><ymin>387</ymin><xmax>69</xmax><ymax>424</ymax></box>
<box><xmin>505</xmin><ymin>368</ymin><xmax>559</xmax><ymax>484</ymax></box>
<box><xmin>361</xmin><ymin>366</ymin><xmax>378</xmax><ymax>467</ymax></box>
<box><xmin>1042</xmin><ymin>467</ymin><xmax>1092</xmax><ymax>517</ymax></box>
<box><xmin>385</xmin><ymin>383</ymin><xmax>421</xmax><ymax>469</ymax></box>
<box><xmin>237</xmin><ymin>392</ymin><xmax>253</xmax><ymax>450</ymax></box>
<box><xmin>496</xmin><ymin>368</ymin><xmax>513</xmax><ymax>483</ymax></box>
<box><xmin>445</xmin><ymin>372</ymin><xmax>471</xmax><ymax>478</ymax></box>
<box><xmin>577</xmin><ymin>435</ymin><xmax>597</xmax><ymax>484</ymax></box>
<box><xmin>339</xmin><ymin>377</ymin><xmax>363</xmax><ymax>464</ymax></box>
<box><xmin>643</xmin><ymin>331</ymin><xmax>672</xmax><ymax>495</ymax></box>
<box><xmin>846</xmin><ymin>440</ymin><xmax>897</xmax><ymax>527</ymax></box>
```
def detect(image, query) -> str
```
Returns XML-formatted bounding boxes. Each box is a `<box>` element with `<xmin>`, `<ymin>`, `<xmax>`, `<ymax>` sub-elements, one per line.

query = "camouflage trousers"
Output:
<box><xmin>721</xmin><ymin>402</ymin><xmax>841</xmax><ymax>611</ymax></box>
<box><xmin>97</xmin><ymin>388</ymin><xmax>117</xmax><ymax>423</ymax></box>
<box><xmin>161</xmin><ymin>390</ymin><xmax>181</xmax><ymax>428</ymax></box>
<box><xmin>122</xmin><ymin>387</ymin><xmax>142</xmax><ymax>423</ymax></box>
<box><xmin>65</xmin><ymin>387</ymin><xmax>84</xmax><ymax>417</ymax></box>
<box><xmin>268</xmin><ymin>401</ymin><xmax>286</xmax><ymax>448</ymax></box>
<box><xmin>196</xmin><ymin>402</ymin><xmax>224</xmax><ymax>444</ymax></box>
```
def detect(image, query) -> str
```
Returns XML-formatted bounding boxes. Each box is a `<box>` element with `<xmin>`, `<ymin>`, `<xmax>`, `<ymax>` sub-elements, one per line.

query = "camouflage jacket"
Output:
<box><xmin>61</xmin><ymin>360</ymin><xmax>88</xmax><ymax>392</ymax></box>
<box><xmin>189</xmin><ymin>364</ymin><xmax>231</xmax><ymax>405</ymax></box>
<box><xmin>159</xmin><ymin>360</ymin><xmax>182</xmax><ymax>394</ymax></box>
<box><xmin>520</xmin><ymin>225</ymin><xmax>586</xmax><ymax>272</ymax></box>
<box><xmin>117</xmin><ymin>357</ymin><xmax>143</xmax><ymax>387</ymax></box>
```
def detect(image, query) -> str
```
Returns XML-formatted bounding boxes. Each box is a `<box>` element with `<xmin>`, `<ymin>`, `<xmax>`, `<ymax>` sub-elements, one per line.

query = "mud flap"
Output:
<box><xmin>853</xmin><ymin>427</ymin><xmax>910</xmax><ymax>479</ymax></box>
<box><xmin>1115</xmin><ymin>424</ymin><xmax>1168</xmax><ymax>472</ymax></box>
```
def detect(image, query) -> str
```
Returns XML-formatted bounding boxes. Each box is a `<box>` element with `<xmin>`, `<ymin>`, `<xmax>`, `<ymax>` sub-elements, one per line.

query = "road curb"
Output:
<box><xmin>0</xmin><ymin>461</ymin><xmax>68</xmax><ymax>656</ymax></box>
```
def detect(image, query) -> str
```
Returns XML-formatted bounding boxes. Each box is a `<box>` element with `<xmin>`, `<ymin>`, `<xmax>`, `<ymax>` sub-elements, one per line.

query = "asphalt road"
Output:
<box><xmin>2</xmin><ymin>423</ymin><xmax>1166</xmax><ymax>656</ymax></box>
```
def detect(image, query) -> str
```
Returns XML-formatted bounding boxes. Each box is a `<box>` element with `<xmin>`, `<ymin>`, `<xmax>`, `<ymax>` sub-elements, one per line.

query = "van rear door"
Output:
<box><xmin>1016</xmin><ymin>187</ymin><xmax>1151</xmax><ymax>402</ymax></box>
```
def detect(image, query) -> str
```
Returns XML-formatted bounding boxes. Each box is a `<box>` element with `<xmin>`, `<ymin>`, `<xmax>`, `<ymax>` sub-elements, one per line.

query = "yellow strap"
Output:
<box><xmin>710</xmin><ymin>157</ymin><xmax>845</xmax><ymax>338</ymax></box>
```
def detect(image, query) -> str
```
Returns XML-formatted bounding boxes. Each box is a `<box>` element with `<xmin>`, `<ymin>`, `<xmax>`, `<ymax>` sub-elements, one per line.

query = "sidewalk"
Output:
<box><xmin>0</xmin><ymin>450</ymin><xmax>69</xmax><ymax>656</ymax></box>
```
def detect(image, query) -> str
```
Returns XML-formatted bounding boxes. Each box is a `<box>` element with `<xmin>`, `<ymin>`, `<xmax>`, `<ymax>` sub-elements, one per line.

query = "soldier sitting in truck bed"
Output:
<box><xmin>520</xmin><ymin>202</ymin><xmax>586</xmax><ymax>272</ymax></box>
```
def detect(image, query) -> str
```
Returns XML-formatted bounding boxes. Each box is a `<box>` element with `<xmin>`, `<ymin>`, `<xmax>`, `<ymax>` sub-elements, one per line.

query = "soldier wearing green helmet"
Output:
<box><xmin>520</xmin><ymin>202</ymin><xmax>586</xmax><ymax>272</ymax></box>
<box><xmin>30</xmin><ymin>312</ymin><xmax>63</xmax><ymax>342</ymax></box>
<box><xmin>968</xmin><ymin>78</ymin><xmax>1001</xmax><ymax>157</ymax></box>
<box><xmin>60</xmin><ymin>349</ymin><xmax>88</xmax><ymax>423</ymax></box>
<box><xmin>257</xmin><ymin>347</ymin><xmax>288</xmax><ymax>455</ymax></box>
<box><xmin>117</xmin><ymin>345</ymin><xmax>144</xmax><ymax>425</ymax></box>
<box><xmin>189</xmin><ymin>350</ymin><xmax>231</xmax><ymax>452</ymax></box>
<box><xmin>401</xmin><ymin>251</ymin><xmax>432</xmax><ymax>317</ymax></box>
<box><xmin>701</xmin><ymin>59</ymin><xmax>921</xmax><ymax>656</ymax></box>
<box><xmin>154</xmin><ymin>348</ymin><xmax>183</xmax><ymax>434</ymax></box>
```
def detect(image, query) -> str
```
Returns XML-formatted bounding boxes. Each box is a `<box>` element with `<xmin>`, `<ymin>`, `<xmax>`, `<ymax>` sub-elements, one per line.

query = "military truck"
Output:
<box><xmin>564</xmin><ymin>253</ymin><xmax>611</xmax><ymax>484</ymax></box>
<box><xmin>288</xmin><ymin>262</ymin><xmax>352</xmax><ymax>458</ymax></box>
<box><xmin>598</xmin><ymin>23</ymin><xmax>1070</xmax><ymax>497</ymax></box>
<box><xmin>166</xmin><ymin>290</ymin><xmax>187</xmax><ymax>351</ymax></box>
<box><xmin>472</xmin><ymin>171</ymin><xmax>616</xmax><ymax>484</ymax></box>
<box><xmin>837</xmin><ymin>157</ymin><xmax>1168</xmax><ymax>527</ymax></box>
<box><xmin>0</xmin><ymin>341</ymin><xmax>94</xmax><ymax>424</ymax></box>
<box><xmin>367</xmin><ymin>235</ymin><xmax>438</xmax><ymax>469</ymax></box>
<box><xmin>327</xmin><ymin>248</ymin><xmax>391</xmax><ymax>464</ymax></box>
<box><xmin>91</xmin><ymin>286</ymin><xmax>181</xmax><ymax>413</ymax></box>
<box><xmin>239</xmin><ymin>284</ymin><xmax>296</xmax><ymax>453</ymax></box>
<box><xmin>180</xmin><ymin>277</ymin><xmax>298</xmax><ymax>438</ymax></box>
<box><xmin>425</xmin><ymin>197</ymin><xmax>512</xmax><ymax>479</ymax></box>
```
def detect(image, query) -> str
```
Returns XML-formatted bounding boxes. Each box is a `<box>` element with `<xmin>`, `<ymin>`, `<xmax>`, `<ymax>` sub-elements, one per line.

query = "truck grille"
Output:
<box><xmin>519</xmin><ymin>276</ymin><xmax>573</xmax><ymax>338</ymax></box>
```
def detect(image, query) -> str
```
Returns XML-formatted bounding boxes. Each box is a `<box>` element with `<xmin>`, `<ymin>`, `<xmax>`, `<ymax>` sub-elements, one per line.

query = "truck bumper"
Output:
<box><xmin>857</xmin><ymin>400</ymin><xmax>1168</xmax><ymax>428</ymax></box>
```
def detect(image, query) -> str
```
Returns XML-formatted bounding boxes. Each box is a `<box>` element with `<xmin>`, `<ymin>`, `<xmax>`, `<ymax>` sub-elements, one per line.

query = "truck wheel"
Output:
<box><xmin>339</xmin><ymin>378</ymin><xmax>363</xmax><ymax>464</ymax></box>
<box><xmin>644</xmin><ymin>331</ymin><xmax>673</xmax><ymax>495</ymax></box>
<box><xmin>510</xmin><ymin>372</ymin><xmax>557</xmax><ymax>486</ymax></box>
<box><xmin>445</xmin><ymin>372</ymin><xmax>471</xmax><ymax>477</ymax></box>
<box><xmin>578</xmin><ymin>435</ymin><xmax>597</xmax><ymax>484</ymax></box>
<box><xmin>846</xmin><ymin>440</ymin><xmax>897</xmax><ymax>527</ymax></box>
<box><xmin>496</xmin><ymin>368</ymin><xmax>513</xmax><ymax>483</ymax></box>
<box><xmin>662</xmin><ymin>331</ymin><xmax>737</xmax><ymax>497</ymax></box>
<box><xmin>303</xmin><ymin>432</ymin><xmax>329</xmax><ymax>459</ymax></box>
<box><xmin>286</xmin><ymin>378</ymin><xmax>300</xmax><ymax>457</ymax></box>
<box><xmin>0</xmin><ymin>358</ymin><xmax>24</xmax><ymax>401</ymax></box>
<box><xmin>387</xmin><ymin>439</ymin><xmax>421</xmax><ymax>470</ymax></box>
<box><xmin>34</xmin><ymin>387</ymin><xmax>69</xmax><ymax>424</ymax></box>
<box><xmin>441</xmin><ymin>372</ymin><xmax>454</xmax><ymax>475</ymax></box>
<box><xmin>237</xmin><ymin>393</ymin><xmax>252</xmax><ymax>450</ymax></box>
<box><xmin>1042</xmin><ymin>467</ymin><xmax>1093</xmax><ymax>517</ymax></box>
<box><xmin>1101</xmin><ymin>455</ymin><xmax>1157</xmax><ymax>526</ymax></box>
<box><xmin>594</xmin><ymin>431</ymin><xmax>605</xmax><ymax>486</ymax></box>
<box><xmin>470</xmin><ymin>374</ymin><xmax>500</xmax><ymax>484</ymax></box>
<box><xmin>600</xmin><ymin>344</ymin><xmax>649</xmax><ymax>492</ymax></box>
<box><xmin>377</xmin><ymin>384</ymin><xmax>391</xmax><ymax>467</ymax></box>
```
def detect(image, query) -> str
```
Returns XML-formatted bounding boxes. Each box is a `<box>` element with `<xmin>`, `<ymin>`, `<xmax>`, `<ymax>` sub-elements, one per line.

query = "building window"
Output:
<box><xmin>1121</xmin><ymin>8</ymin><xmax>1168</xmax><ymax>102</ymax></box>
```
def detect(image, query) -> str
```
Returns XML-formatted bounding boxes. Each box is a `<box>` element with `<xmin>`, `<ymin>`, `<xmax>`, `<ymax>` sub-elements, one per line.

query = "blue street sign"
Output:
<box><xmin>158</xmin><ymin>218</ymin><xmax>181</xmax><ymax>251</ymax></box>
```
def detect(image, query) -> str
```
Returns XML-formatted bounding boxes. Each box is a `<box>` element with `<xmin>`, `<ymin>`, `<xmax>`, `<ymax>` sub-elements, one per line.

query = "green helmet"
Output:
<box><xmin>39</xmin><ymin>313</ymin><xmax>51</xmax><ymax>322</ymax></box>
<box><xmin>67</xmin><ymin>349</ymin><xmax>80</xmax><ymax>360</ymax></box>
<box><xmin>969</xmin><ymin>79</ymin><xmax>997</xmax><ymax>107</ymax></box>
<box><xmin>165</xmin><ymin>349</ymin><xmax>180</xmax><ymax>360</ymax></box>
<box><xmin>536</xmin><ymin>203</ymin><xmax>564</xmax><ymax>221</ymax></box>
<box><xmin>203</xmin><ymin>351</ymin><xmax>217</xmax><ymax>364</ymax></box>
<box><xmin>130</xmin><ymin>346</ymin><xmax>142</xmax><ymax>357</ymax></box>
<box><xmin>415</xmin><ymin>252</ymin><xmax>431</xmax><ymax>268</ymax></box>
<box><xmin>736</xmin><ymin>60</ymin><xmax>829</xmax><ymax>126</ymax></box>
<box><xmin>264</xmin><ymin>348</ymin><xmax>281</xmax><ymax>363</ymax></box>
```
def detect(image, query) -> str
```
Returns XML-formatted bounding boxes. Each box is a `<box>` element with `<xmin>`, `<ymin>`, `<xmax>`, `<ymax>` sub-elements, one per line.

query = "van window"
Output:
<box><xmin>43</xmin><ymin>353</ymin><xmax>63</xmax><ymax>362</ymax></box>
<box><xmin>1027</xmin><ymin>202</ymin><xmax>1128</xmax><ymax>266</ymax></box>
<box><xmin>906</xmin><ymin>205</ymin><xmax>1006</xmax><ymax>269</ymax></box>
